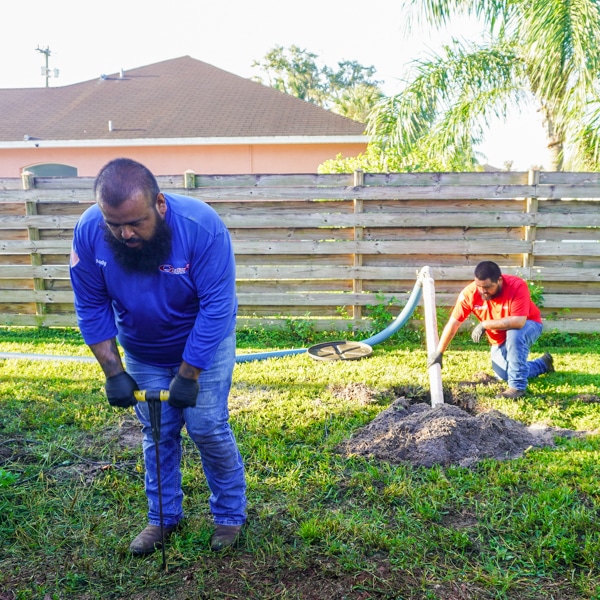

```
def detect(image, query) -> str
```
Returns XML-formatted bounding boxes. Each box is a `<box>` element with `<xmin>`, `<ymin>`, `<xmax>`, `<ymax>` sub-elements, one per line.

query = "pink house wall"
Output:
<box><xmin>0</xmin><ymin>142</ymin><xmax>367</xmax><ymax>178</ymax></box>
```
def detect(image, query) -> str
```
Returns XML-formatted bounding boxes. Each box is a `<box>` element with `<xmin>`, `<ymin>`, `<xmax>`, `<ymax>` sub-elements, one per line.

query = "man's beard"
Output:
<box><xmin>480</xmin><ymin>283</ymin><xmax>502</xmax><ymax>301</ymax></box>
<box><xmin>104</xmin><ymin>218</ymin><xmax>172</xmax><ymax>274</ymax></box>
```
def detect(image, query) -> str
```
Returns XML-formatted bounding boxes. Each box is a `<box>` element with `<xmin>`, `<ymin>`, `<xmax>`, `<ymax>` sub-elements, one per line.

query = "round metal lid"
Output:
<box><xmin>307</xmin><ymin>340</ymin><xmax>373</xmax><ymax>361</ymax></box>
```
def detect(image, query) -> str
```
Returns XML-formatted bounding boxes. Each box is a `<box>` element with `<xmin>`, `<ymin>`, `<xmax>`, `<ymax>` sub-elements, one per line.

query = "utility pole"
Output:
<box><xmin>36</xmin><ymin>46</ymin><xmax>59</xmax><ymax>87</ymax></box>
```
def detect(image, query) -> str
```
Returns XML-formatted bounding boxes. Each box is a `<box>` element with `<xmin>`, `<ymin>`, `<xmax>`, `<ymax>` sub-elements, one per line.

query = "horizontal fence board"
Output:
<box><xmin>0</xmin><ymin>210</ymin><xmax>550</xmax><ymax>230</ymax></box>
<box><xmin>0</xmin><ymin>265</ymin><xmax>71</xmax><ymax>278</ymax></box>
<box><xmin>532</xmin><ymin>241</ymin><xmax>600</xmax><ymax>257</ymax></box>
<box><xmin>231</xmin><ymin>240</ymin><xmax>533</xmax><ymax>254</ymax></box>
<box><xmin>536</xmin><ymin>213</ymin><xmax>600</xmax><ymax>226</ymax></box>
<box><xmin>538</xmin><ymin>172</ymin><xmax>600</xmax><ymax>184</ymax></box>
<box><xmin>0</xmin><ymin>189</ymin><xmax>94</xmax><ymax>202</ymax></box>
<box><xmin>0</xmin><ymin>290</ymin><xmax>74</xmax><ymax>302</ymax></box>
<box><xmin>535</xmin><ymin>186</ymin><xmax>600</xmax><ymax>199</ymax></box>
<box><xmin>195</xmin><ymin>173</ymin><xmax>357</xmax><ymax>187</ymax></box>
<box><xmin>221</xmin><ymin>211</ymin><xmax>536</xmax><ymax>228</ymax></box>
<box><xmin>0</xmin><ymin>215</ymin><xmax>81</xmax><ymax>229</ymax></box>
<box><xmin>0</xmin><ymin>240</ymin><xmax>71</xmax><ymax>254</ymax></box>
<box><xmin>234</xmin><ymin>293</ymin><xmax>377</xmax><ymax>306</ymax></box>
<box><xmin>539</xmin><ymin>199</ymin><xmax>600</xmax><ymax>213</ymax></box>
<box><xmin>195</xmin><ymin>172</ymin><xmax>532</xmax><ymax>187</ymax></box>
<box><xmin>542</xmin><ymin>294</ymin><xmax>600</xmax><ymax>308</ymax></box>
<box><xmin>19</xmin><ymin>176</ymin><xmax>95</xmax><ymax>190</ymax></box>
<box><xmin>188</xmin><ymin>185</ymin><xmax>538</xmax><ymax>201</ymax></box>
<box><xmin>540</xmin><ymin>229</ymin><xmax>600</xmax><ymax>241</ymax></box>
<box><xmin>363</xmin><ymin>172</ymin><xmax>531</xmax><ymax>185</ymax></box>
<box><xmin>236</xmin><ymin>266</ymin><xmax>431</xmax><ymax>280</ymax></box>
<box><xmin>363</xmin><ymin>199</ymin><xmax>524</xmax><ymax>212</ymax></box>
<box><xmin>0</xmin><ymin>314</ymin><xmax>79</xmax><ymax>327</ymax></box>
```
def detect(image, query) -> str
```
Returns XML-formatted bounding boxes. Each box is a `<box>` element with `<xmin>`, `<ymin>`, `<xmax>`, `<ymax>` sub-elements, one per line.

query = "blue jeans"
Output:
<box><xmin>490</xmin><ymin>320</ymin><xmax>547</xmax><ymax>391</ymax></box>
<box><xmin>126</xmin><ymin>330</ymin><xmax>246</xmax><ymax>528</ymax></box>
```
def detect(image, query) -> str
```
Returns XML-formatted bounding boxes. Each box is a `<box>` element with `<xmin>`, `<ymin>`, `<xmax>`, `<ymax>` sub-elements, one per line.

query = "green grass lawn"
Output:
<box><xmin>0</xmin><ymin>326</ymin><xmax>599</xmax><ymax>599</ymax></box>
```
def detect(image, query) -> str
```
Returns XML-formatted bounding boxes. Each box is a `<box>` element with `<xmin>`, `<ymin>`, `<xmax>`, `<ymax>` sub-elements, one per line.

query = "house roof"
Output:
<box><xmin>0</xmin><ymin>56</ymin><xmax>366</xmax><ymax>145</ymax></box>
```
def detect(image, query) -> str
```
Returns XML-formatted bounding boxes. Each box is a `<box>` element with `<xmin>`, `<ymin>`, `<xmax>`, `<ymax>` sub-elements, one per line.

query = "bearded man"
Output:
<box><xmin>427</xmin><ymin>261</ymin><xmax>554</xmax><ymax>399</ymax></box>
<box><xmin>70</xmin><ymin>158</ymin><xmax>246</xmax><ymax>554</ymax></box>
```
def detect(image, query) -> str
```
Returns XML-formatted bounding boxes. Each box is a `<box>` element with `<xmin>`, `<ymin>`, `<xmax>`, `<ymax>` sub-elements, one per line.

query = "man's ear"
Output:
<box><xmin>156</xmin><ymin>193</ymin><xmax>167</xmax><ymax>217</ymax></box>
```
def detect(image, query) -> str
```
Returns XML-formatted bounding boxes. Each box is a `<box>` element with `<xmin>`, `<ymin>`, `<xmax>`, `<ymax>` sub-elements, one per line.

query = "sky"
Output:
<box><xmin>0</xmin><ymin>0</ymin><xmax>549</xmax><ymax>170</ymax></box>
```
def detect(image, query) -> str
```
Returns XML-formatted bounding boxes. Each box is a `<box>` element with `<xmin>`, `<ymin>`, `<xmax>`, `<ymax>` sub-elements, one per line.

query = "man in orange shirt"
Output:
<box><xmin>428</xmin><ymin>261</ymin><xmax>554</xmax><ymax>399</ymax></box>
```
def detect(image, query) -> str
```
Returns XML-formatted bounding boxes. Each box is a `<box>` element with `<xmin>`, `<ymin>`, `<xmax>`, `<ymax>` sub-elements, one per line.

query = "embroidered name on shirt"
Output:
<box><xmin>159</xmin><ymin>263</ymin><xmax>190</xmax><ymax>275</ymax></box>
<box><xmin>95</xmin><ymin>258</ymin><xmax>107</xmax><ymax>267</ymax></box>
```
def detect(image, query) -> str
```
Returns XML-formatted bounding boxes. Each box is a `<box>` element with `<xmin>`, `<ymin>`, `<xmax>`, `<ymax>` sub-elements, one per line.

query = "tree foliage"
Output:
<box><xmin>366</xmin><ymin>0</ymin><xmax>600</xmax><ymax>171</ymax></box>
<box><xmin>318</xmin><ymin>140</ymin><xmax>482</xmax><ymax>173</ymax></box>
<box><xmin>252</xmin><ymin>45</ymin><xmax>383</xmax><ymax>123</ymax></box>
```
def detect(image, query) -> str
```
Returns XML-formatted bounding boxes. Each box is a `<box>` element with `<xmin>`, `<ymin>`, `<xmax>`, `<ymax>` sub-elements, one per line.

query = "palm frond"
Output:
<box><xmin>522</xmin><ymin>0</ymin><xmax>600</xmax><ymax>101</ymax></box>
<box><xmin>368</xmin><ymin>39</ymin><xmax>523</xmax><ymax>169</ymax></box>
<box><xmin>402</xmin><ymin>0</ymin><xmax>516</xmax><ymax>32</ymax></box>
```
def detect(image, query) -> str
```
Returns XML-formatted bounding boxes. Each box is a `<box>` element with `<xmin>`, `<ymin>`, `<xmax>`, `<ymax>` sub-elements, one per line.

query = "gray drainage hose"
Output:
<box><xmin>236</xmin><ymin>270</ymin><xmax>424</xmax><ymax>363</ymax></box>
<box><xmin>0</xmin><ymin>352</ymin><xmax>97</xmax><ymax>362</ymax></box>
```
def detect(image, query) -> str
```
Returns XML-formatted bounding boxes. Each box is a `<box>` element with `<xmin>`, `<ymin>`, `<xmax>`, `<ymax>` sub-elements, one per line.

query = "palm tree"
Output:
<box><xmin>329</xmin><ymin>83</ymin><xmax>384</xmax><ymax>123</ymax></box>
<box><xmin>369</xmin><ymin>0</ymin><xmax>600</xmax><ymax>171</ymax></box>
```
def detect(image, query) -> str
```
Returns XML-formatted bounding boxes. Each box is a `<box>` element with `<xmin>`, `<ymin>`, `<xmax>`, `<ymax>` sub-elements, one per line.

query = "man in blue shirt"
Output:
<box><xmin>70</xmin><ymin>158</ymin><xmax>246</xmax><ymax>554</ymax></box>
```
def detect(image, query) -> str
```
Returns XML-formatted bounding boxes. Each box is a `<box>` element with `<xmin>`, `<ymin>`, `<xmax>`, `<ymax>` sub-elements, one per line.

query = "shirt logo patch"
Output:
<box><xmin>70</xmin><ymin>247</ymin><xmax>80</xmax><ymax>267</ymax></box>
<box><xmin>159</xmin><ymin>263</ymin><xmax>190</xmax><ymax>275</ymax></box>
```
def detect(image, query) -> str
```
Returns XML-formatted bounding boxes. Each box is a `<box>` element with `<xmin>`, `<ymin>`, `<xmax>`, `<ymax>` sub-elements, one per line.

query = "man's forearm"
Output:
<box><xmin>89</xmin><ymin>338</ymin><xmax>125</xmax><ymax>378</ymax></box>
<box><xmin>481</xmin><ymin>316</ymin><xmax>527</xmax><ymax>331</ymax></box>
<box><xmin>437</xmin><ymin>318</ymin><xmax>461</xmax><ymax>353</ymax></box>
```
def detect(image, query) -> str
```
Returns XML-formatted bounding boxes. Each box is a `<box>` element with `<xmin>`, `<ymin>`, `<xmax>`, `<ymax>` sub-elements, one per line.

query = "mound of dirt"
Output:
<box><xmin>339</xmin><ymin>398</ymin><xmax>584</xmax><ymax>468</ymax></box>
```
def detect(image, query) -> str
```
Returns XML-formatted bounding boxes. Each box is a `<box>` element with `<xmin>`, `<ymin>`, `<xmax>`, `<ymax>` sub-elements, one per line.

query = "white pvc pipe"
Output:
<box><xmin>421</xmin><ymin>266</ymin><xmax>444</xmax><ymax>406</ymax></box>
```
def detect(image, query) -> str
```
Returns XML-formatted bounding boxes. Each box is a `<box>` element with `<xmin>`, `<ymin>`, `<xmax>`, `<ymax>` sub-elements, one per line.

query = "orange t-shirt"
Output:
<box><xmin>451</xmin><ymin>274</ymin><xmax>542</xmax><ymax>345</ymax></box>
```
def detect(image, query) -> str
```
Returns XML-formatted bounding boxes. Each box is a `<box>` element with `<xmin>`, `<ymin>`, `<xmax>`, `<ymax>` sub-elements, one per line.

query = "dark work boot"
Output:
<box><xmin>541</xmin><ymin>353</ymin><xmax>555</xmax><ymax>373</ymax></box>
<box><xmin>210</xmin><ymin>524</ymin><xmax>242</xmax><ymax>551</ymax></box>
<box><xmin>129</xmin><ymin>524</ymin><xmax>178</xmax><ymax>555</ymax></box>
<box><xmin>496</xmin><ymin>387</ymin><xmax>526</xmax><ymax>399</ymax></box>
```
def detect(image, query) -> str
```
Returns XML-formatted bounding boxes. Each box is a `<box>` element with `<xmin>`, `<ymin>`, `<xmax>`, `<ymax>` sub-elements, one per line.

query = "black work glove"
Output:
<box><xmin>427</xmin><ymin>350</ymin><xmax>443</xmax><ymax>369</ymax></box>
<box><xmin>471</xmin><ymin>323</ymin><xmax>486</xmax><ymax>343</ymax></box>
<box><xmin>105</xmin><ymin>372</ymin><xmax>138</xmax><ymax>408</ymax></box>
<box><xmin>168</xmin><ymin>374</ymin><xmax>199</xmax><ymax>409</ymax></box>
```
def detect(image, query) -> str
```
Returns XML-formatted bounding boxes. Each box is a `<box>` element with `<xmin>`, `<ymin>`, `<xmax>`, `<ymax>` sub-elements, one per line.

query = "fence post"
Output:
<box><xmin>22</xmin><ymin>172</ymin><xmax>48</xmax><ymax>317</ymax></box>
<box><xmin>522</xmin><ymin>169</ymin><xmax>539</xmax><ymax>276</ymax></box>
<box><xmin>21</xmin><ymin>170</ymin><xmax>35</xmax><ymax>191</ymax></box>
<box><xmin>352</xmin><ymin>169</ymin><xmax>364</xmax><ymax>324</ymax></box>
<box><xmin>183</xmin><ymin>169</ymin><xmax>196</xmax><ymax>189</ymax></box>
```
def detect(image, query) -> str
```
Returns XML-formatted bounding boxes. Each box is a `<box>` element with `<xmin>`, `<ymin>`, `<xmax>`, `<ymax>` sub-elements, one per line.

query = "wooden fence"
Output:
<box><xmin>0</xmin><ymin>170</ymin><xmax>599</xmax><ymax>333</ymax></box>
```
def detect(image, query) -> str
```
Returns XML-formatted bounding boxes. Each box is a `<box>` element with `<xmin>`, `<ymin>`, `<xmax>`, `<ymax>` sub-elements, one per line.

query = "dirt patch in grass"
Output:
<box><xmin>574</xmin><ymin>393</ymin><xmax>600</xmax><ymax>403</ymax></box>
<box><xmin>328</xmin><ymin>382</ymin><xmax>385</xmax><ymax>405</ymax></box>
<box><xmin>116</xmin><ymin>415</ymin><xmax>143</xmax><ymax>449</ymax></box>
<box><xmin>335</xmin><ymin>379</ymin><xmax>587</xmax><ymax>468</ymax></box>
<box><xmin>121</xmin><ymin>554</ymin><xmax>423</xmax><ymax>600</ymax></box>
<box><xmin>103</xmin><ymin>556</ymin><xmax>582</xmax><ymax>600</ymax></box>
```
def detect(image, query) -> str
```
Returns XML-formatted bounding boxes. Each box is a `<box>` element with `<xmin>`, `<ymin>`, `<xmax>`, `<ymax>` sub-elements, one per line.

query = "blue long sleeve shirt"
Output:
<box><xmin>69</xmin><ymin>193</ymin><xmax>237</xmax><ymax>370</ymax></box>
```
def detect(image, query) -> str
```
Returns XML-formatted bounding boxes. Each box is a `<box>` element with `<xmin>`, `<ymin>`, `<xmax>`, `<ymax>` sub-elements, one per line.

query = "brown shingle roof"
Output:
<box><xmin>0</xmin><ymin>56</ymin><xmax>366</xmax><ymax>142</ymax></box>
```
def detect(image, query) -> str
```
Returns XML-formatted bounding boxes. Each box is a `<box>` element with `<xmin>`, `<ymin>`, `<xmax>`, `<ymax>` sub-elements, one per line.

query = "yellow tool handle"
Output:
<box><xmin>134</xmin><ymin>390</ymin><xmax>170</xmax><ymax>402</ymax></box>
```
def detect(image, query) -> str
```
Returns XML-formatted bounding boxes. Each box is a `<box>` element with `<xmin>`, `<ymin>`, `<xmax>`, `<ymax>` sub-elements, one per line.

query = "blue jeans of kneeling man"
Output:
<box><xmin>126</xmin><ymin>330</ymin><xmax>246</xmax><ymax>528</ymax></box>
<box><xmin>490</xmin><ymin>320</ymin><xmax>547</xmax><ymax>391</ymax></box>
